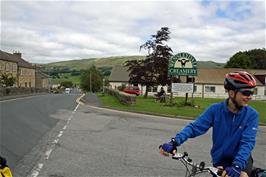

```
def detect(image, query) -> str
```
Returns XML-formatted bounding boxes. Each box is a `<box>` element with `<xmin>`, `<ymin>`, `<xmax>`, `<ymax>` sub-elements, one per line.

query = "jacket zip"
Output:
<box><xmin>231</xmin><ymin>114</ymin><xmax>236</xmax><ymax>136</ymax></box>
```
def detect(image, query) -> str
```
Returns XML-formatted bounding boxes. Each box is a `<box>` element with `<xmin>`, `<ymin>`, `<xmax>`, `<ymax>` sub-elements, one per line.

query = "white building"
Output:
<box><xmin>108</xmin><ymin>66</ymin><xmax>266</xmax><ymax>100</ymax></box>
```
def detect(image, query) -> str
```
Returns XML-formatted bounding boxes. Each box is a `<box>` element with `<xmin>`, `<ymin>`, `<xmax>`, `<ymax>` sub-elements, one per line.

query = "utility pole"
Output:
<box><xmin>90</xmin><ymin>72</ymin><xmax>92</xmax><ymax>92</ymax></box>
<box><xmin>102</xmin><ymin>78</ymin><xmax>105</xmax><ymax>93</ymax></box>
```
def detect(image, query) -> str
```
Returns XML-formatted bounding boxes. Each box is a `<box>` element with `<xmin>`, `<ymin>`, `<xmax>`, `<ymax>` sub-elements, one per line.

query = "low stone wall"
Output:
<box><xmin>0</xmin><ymin>87</ymin><xmax>49</xmax><ymax>97</ymax></box>
<box><xmin>105</xmin><ymin>88</ymin><xmax>136</xmax><ymax>105</ymax></box>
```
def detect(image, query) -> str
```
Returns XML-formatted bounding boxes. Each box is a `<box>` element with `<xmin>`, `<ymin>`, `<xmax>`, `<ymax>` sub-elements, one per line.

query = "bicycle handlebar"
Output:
<box><xmin>171</xmin><ymin>152</ymin><xmax>223</xmax><ymax>177</ymax></box>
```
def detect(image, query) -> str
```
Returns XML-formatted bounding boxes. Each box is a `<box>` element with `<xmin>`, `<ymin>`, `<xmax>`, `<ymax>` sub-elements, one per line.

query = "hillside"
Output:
<box><xmin>44</xmin><ymin>55</ymin><xmax>225</xmax><ymax>70</ymax></box>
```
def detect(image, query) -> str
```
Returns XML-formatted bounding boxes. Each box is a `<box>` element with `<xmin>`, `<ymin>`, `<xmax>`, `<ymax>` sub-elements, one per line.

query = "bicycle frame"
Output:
<box><xmin>172</xmin><ymin>152</ymin><xmax>222</xmax><ymax>177</ymax></box>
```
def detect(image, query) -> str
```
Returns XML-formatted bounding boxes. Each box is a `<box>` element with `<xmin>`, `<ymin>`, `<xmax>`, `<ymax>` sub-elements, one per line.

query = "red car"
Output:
<box><xmin>123</xmin><ymin>86</ymin><xmax>141</xmax><ymax>96</ymax></box>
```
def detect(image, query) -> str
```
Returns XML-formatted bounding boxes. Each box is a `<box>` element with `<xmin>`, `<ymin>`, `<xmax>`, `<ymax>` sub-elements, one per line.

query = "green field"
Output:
<box><xmin>51</xmin><ymin>73</ymin><xmax>81</xmax><ymax>86</ymax></box>
<box><xmin>44</xmin><ymin>55</ymin><xmax>225</xmax><ymax>70</ymax></box>
<box><xmin>97</xmin><ymin>94</ymin><xmax>266</xmax><ymax>125</ymax></box>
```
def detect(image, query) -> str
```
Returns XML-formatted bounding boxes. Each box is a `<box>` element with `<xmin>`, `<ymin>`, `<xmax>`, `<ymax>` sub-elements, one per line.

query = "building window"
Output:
<box><xmin>25</xmin><ymin>82</ymin><xmax>27</xmax><ymax>87</ymax></box>
<box><xmin>0</xmin><ymin>63</ymin><xmax>4</xmax><ymax>71</ymax></box>
<box><xmin>167</xmin><ymin>86</ymin><xmax>171</xmax><ymax>92</ymax></box>
<box><xmin>187</xmin><ymin>77</ymin><xmax>195</xmax><ymax>83</ymax></box>
<box><xmin>194</xmin><ymin>85</ymin><xmax>197</xmax><ymax>92</ymax></box>
<box><xmin>254</xmin><ymin>88</ymin><xmax>258</xmax><ymax>95</ymax></box>
<box><xmin>13</xmin><ymin>64</ymin><xmax>17</xmax><ymax>72</ymax></box>
<box><xmin>153</xmin><ymin>86</ymin><xmax>158</xmax><ymax>92</ymax></box>
<box><xmin>147</xmin><ymin>86</ymin><xmax>152</xmax><ymax>92</ymax></box>
<box><xmin>29</xmin><ymin>82</ymin><xmax>31</xmax><ymax>88</ymax></box>
<box><xmin>5</xmin><ymin>63</ymin><xmax>9</xmax><ymax>71</ymax></box>
<box><xmin>205</xmin><ymin>86</ymin><xmax>216</xmax><ymax>93</ymax></box>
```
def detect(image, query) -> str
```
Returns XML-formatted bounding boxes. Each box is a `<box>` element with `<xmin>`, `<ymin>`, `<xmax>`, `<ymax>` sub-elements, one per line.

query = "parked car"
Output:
<box><xmin>123</xmin><ymin>86</ymin><xmax>141</xmax><ymax>96</ymax></box>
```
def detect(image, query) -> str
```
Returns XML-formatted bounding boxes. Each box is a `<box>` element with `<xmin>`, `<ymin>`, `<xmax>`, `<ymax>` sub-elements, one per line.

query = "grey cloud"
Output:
<box><xmin>1</xmin><ymin>1</ymin><xmax>265</xmax><ymax>64</ymax></box>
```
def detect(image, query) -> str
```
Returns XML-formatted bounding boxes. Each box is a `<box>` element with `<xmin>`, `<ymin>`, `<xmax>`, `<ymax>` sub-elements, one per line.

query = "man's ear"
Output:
<box><xmin>228</xmin><ymin>90</ymin><xmax>235</xmax><ymax>97</ymax></box>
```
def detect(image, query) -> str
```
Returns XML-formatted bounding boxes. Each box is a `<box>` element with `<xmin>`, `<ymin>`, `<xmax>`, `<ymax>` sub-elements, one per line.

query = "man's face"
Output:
<box><xmin>230</xmin><ymin>89</ymin><xmax>253</xmax><ymax>107</ymax></box>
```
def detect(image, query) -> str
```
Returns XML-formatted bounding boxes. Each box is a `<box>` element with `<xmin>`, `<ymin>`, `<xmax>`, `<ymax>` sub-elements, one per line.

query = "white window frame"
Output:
<box><xmin>205</xmin><ymin>86</ymin><xmax>216</xmax><ymax>93</ymax></box>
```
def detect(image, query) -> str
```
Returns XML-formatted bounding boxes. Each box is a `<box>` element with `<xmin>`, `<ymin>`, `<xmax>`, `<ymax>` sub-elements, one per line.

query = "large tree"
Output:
<box><xmin>225</xmin><ymin>48</ymin><xmax>266</xmax><ymax>69</ymax></box>
<box><xmin>80</xmin><ymin>65</ymin><xmax>103</xmax><ymax>92</ymax></box>
<box><xmin>126</xmin><ymin>27</ymin><xmax>173</xmax><ymax>98</ymax></box>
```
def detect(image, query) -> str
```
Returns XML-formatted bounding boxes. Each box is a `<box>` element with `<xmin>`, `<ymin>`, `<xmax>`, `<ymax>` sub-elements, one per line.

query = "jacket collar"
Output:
<box><xmin>223</xmin><ymin>99</ymin><xmax>245</xmax><ymax>115</ymax></box>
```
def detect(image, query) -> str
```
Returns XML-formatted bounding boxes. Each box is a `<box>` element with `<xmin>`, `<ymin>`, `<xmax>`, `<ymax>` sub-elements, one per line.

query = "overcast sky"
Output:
<box><xmin>1</xmin><ymin>0</ymin><xmax>265</xmax><ymax>64</ymax></box>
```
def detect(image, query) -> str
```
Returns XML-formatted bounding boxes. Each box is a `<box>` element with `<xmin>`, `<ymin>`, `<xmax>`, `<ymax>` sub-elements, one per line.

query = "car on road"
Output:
<box><xmin>65</xmin><ymin>88</ymin><xmax>71</xmax><ymax>94</ymax></box>
<box><xmin>123</xmin><ymin>86</ymin><xmax>141</xmax><ymax>96</ymax></box>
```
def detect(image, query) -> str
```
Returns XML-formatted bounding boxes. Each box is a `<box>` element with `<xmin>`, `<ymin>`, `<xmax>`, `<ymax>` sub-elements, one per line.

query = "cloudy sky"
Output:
<box><xmin>1</xmin><ymin>0</ymin><xmax>265</xmax><ymax>64</ymax></box>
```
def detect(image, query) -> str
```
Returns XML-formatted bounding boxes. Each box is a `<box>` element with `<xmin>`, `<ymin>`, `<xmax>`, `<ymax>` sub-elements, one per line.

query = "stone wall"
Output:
<box><xmin>0</xmin><ymin>87</ymin><xmax>49</xmax><ymax>97</ymax></box>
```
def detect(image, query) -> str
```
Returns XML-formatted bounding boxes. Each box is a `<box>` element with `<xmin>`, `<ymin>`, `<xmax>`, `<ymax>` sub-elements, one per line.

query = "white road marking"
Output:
<box><xmin>44</xmin><ymin>148</ymin><xmax>53</xmax><ymax>160</ymax></box>
<box><xmin>0</xmin><ymin>94</ymin><xmax>46</xmax><ymax>102</ymax></box>
<box><xmin>57</xmin><ymin>131</ymin><xmax>63</xmax><ymax>138</ymax></box>
<box><xmin>62</xmin><ymin>125</ymin><xmax>67</xmax><ymax>130</ymax></box>
<box><xmin>28</xmin><ymin>102</ymin><xmax>81</xmax><ymax>177</ymax></box>
<box><xmin>29</xmin><ymin>163</ymin><xmax>43</xmax><ymax>177</ymax></box>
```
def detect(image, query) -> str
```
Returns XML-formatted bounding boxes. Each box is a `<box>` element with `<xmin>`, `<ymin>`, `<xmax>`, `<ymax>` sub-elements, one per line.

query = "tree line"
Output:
<box><xmin>225</xmin><ymin>48</ymin><xmax>266</xmax><ymax>69</ymax></box>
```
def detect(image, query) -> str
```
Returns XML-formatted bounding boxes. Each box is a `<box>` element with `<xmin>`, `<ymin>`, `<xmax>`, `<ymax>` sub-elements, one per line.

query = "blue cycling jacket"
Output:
<box><xmin>175</xmin><ymin>99</ymin><xmax>258</xmax><ymax>170</ymax></box>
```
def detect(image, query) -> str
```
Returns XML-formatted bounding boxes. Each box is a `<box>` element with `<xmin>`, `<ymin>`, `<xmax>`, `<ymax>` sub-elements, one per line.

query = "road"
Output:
<box><xmin>7</xmin><ymin>97</ymin><xmax>265</xmax><ymax>177</ymax></box>
<box><xmin>0</xmin><ymin>93</ymin><xmax>80</xmax><ymax>170</ymax></box>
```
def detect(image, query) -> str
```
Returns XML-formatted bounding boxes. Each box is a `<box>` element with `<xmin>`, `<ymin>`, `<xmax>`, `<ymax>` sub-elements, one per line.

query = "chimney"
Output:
<box><xmin>13</xmin><ymin>52</ymin><xmax>22</xmax><ymax>58</ymax></box>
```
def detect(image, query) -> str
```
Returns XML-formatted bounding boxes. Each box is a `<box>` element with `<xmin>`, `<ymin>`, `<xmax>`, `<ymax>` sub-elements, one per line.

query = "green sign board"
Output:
<box><xmin>168</xmin><ymin>52</ymin><xmax>197</xmax><ymax>76</ymax></box>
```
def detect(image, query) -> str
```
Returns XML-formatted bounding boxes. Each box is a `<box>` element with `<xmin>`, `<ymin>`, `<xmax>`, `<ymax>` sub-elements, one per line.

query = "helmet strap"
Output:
<box><xmin>228</xmin><ymin>90</ymin><xmax>243</xmax><ymax>111</ymax></box>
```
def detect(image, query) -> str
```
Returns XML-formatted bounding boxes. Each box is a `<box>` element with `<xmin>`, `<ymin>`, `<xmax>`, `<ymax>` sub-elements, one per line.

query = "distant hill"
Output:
<box><xmin>44</xmin><ymin>55</ymin><xmax>225</xmax><ymax>70</ymax></box>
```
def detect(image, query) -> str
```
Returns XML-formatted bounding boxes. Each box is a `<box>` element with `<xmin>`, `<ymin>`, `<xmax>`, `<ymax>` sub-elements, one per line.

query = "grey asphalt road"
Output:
<box><xmin>14</xmin><ymin>102</ymin><xmax>266</xmax><ymax>177</ymax></box>
<box><xmin>0</xmin><ymin>93</ymin><xmax>81</xmax><ymax>171</ymax></box>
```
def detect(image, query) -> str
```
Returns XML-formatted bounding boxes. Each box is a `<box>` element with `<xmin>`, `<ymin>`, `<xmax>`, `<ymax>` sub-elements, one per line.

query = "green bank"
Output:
<box><xmin>97</xmin><ymin>94</ymin><xmax>266</xmax><ymax>125</ymax></box>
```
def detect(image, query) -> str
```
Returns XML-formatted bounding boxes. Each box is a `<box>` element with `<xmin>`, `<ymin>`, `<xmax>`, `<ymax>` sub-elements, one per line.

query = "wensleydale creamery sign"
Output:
<box><xmin>168</xmin><ymin>52</ymin><xmax>197</xmax><ymax>76</ymax></box>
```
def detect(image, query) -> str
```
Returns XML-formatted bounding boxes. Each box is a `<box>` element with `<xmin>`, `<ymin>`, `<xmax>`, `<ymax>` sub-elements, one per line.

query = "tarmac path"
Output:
<box><xmin>12</xmin><ymin>93</ymin><xmax>265</xmax><ymax>177</ymax></box>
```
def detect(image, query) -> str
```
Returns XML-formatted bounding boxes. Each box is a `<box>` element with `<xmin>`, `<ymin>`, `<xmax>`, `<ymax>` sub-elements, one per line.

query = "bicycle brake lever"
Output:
<box><xmin>183</xmin><ymin>152</ymin><xmax>188</xmax><ymax>158</ymax></box>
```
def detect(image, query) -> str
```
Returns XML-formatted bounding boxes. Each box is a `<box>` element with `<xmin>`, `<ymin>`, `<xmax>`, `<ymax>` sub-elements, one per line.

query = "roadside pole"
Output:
<box><xmin>90</xmin><ymin>72</ymin><xmax>92</xmax><ymax>92</ymax></box>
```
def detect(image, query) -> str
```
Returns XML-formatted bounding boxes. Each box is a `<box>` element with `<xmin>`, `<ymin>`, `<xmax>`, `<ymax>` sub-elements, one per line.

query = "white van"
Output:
<box><xmin>65</xmin><ymin>88</ymin><xmax>71</xmax><ymax>94</ymax></box>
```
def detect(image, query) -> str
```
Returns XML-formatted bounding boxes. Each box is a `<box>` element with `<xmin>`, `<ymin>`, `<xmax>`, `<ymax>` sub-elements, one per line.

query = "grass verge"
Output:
<box><xmin>97</xmin><ymin>93</ymin><xmax>266</xmax><ymax>125</ymax></box>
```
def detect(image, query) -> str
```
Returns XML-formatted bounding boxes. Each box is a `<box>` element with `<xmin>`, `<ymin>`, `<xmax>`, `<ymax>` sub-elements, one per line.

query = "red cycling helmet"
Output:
<box><xmin>224</xmin><ymin>71</ymin><xmax>256</xmax><ymax>90</ymax></box>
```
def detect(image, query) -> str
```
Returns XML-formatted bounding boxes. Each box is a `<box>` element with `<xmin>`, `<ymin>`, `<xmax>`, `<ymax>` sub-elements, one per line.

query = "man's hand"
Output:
<box><xmin>159</xmin><ymin>138</ymin><xmax>178</xmax><ymax>156</ymax></box>
<box><xmin>221</xmin><ymin>165</ymin><xmax>241</xmax><ymax>177</ymax></box>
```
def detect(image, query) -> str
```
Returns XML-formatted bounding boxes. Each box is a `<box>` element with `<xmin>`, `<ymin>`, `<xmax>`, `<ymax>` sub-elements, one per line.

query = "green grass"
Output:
<box><xmin>97</xmin><ymin>94</ymin><xmax>266</xmax><ymax>125</ymax></box>
<box><xmin>52</xmin><ymin>73</ymin><xmax>81</xmax><ymax>86</ymax></box>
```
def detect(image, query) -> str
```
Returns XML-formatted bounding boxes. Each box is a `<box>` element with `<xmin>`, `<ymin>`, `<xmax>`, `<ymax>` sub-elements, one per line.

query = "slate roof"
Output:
<box><xmin>109</xmin><ymin>65</ymin><xmax>130</xmax><ymax>82</ymax></box>
<box><xmin>196</xmin><ymin>68</ymin><xmax>264</xmax><ymax>86</ymax></box>
<box><xmin>0</xmin><ymin>50</ymin><xmax>34</xmax><ymax>69</ymax></box>
<box><xmin>109</xmin><ymin>65</ymin><xmax>264</xmax><ymax>86</ymax></box>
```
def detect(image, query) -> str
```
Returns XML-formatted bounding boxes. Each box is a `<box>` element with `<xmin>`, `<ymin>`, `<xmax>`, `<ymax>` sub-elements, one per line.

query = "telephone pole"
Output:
<box><xmin>90</xmin><ymin>72</ymin><xmax>92</xmax><ymax>92</ymax></box>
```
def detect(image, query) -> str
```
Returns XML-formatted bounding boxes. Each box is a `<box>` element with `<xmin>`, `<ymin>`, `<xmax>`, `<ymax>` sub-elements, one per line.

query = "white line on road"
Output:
<box><xmin>57</xmin><ymin>131</ymin><xmax>63</xmax><ymax>138</ymax></box>
<box><xmin>74</xmin><ymin>102</ymin><xmax>81</xmax><ymax>112</ymax></box>
<box><xmin>29</xmin><ymin>163</ymin><xmax>43</xmax><ymax>177</ymax></box>
<box><xmin>44</xmin><ymin>147</ymin><xmax>53</xmax><ymax>160</ymax></box>
<box><xmin>28</xmin><ymin>102</ymin><xmax>81</xmax><ymax>177</ymax></box>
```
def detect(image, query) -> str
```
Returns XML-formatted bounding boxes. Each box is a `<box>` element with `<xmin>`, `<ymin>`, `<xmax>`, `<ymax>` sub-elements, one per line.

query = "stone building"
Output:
<box><xmin>0</xmin><ymin>50</ymin><xmax>35</xmax><ymax>87</ymax></box>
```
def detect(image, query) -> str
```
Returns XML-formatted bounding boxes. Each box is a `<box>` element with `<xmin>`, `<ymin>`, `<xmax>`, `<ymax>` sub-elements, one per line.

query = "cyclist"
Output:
<box><xmin>160</xmin><ymin>71</ymin><xmax>258</xmax><ymax>177</ymax></box>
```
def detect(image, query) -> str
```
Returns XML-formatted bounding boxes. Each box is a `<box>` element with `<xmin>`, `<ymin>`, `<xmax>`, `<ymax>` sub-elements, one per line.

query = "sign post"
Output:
<box><xmin>168</xmin><ymin>52</ymin><xmax>197</xmax><ymax>105</ymax></box>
